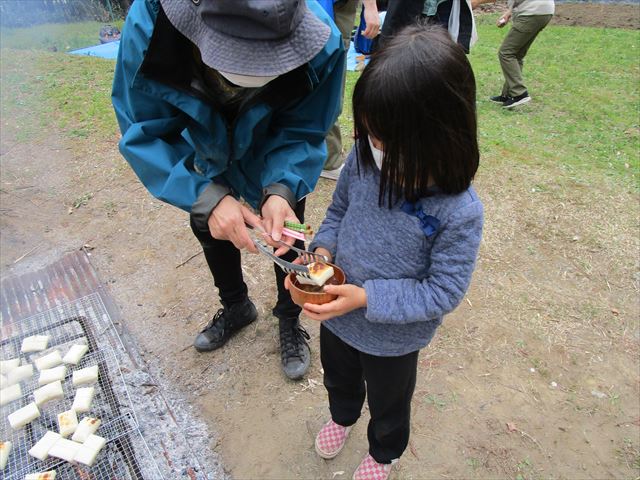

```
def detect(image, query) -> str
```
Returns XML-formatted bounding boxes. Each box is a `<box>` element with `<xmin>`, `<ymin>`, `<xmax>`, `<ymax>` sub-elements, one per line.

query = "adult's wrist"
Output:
<box><xmin>191</xmin><ymin>183</ymin><xmax>232</xmax><ymax>231</ymax></box>
<box><xmin>259</xmin><ymin>183</ymin><xmax>296</xmax><ymax>212</ymax></box>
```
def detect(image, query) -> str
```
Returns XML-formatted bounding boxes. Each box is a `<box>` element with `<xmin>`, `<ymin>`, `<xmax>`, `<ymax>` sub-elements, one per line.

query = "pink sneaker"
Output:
<box><xmin>315</xmin><ymin>419</ymin><xmax>352</xmax><ymax>459</ymax></box>
<box><xmin>352</xmin><ymin>454</ymin><xmax>394</xmax><ymax>480</ymax></box>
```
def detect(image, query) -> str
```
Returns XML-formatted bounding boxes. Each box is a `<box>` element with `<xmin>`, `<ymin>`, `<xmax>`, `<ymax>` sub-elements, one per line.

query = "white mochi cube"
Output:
<box><xmin>0</xmin><ymin>384</ymin><xmax>22</xmax><ymax>407</ymax></box>
<box><xmin>74</xmin><ymin>434</ymin><xmax>106</xmax><ymax>467</ymax></box>
<box><xmin>38</xmin><ymin>366</ymin><xmax>66</xmax><ymax>386</ymax></box>
<box><xmin>57</xmin><ymin>409</ymin><xmax>78</xmax><ymax>438</ymax></box>
<box><xmin>0</xmin><ymin>359</ymin><xmax>20</xmax><ymax>375</ymax></box>
<box><xmin>25</xmin><ymin>471</ymin><xmax>57</xmax><ymax>480</ymax></box>
<box><xmin>21</xmin><ymin>335</ymin><xmax>50</xmax><ymax>353</ymax></box>
<box><xmin>0</xmin><ymin>440</ymin><xmax>11</xmax><ymax>470</ymax></box>
<box><xmin>8</xmin><ymin>402</ymin><xmax>40</xmax><ymax>429</ymax></box>
<box><xmin>33</xmin><ymin>381</ymin><xmax>64</xmax><ymax>406</ymax></box>
<box><xmin>71</xmin><ymin>387</ymin><xmax>95</xmax><ymax>413</ymax></box>
<box><xmin>7</xmin><ymin>364</ymin><xmax>33</xmax><ymax>386</ymax></box>
<box><xmin>28</xmin><ymin>431</ymin><xmax>61</xmax><ymax>461</ymax></box>
<box><xmin>71</xmin><ymin>417</ymin><xmax>101</xmax><ymax>442</ymax></box>
<box><xmin>34</xmin><ymin>351</ymin><xmax>62</xmax><ymax>371</ymax></box>
<box><xmin>47</xmin><ymin>437</ymin><xmax>81</xmax><ymax>462</ymax></box>
<box><xmin>72</xmin><ymin>365</ymin><xmax>98</xmax><ymax>386</ymax></box>
<box><xmin>62</xmin><ymin>344</ymin><xmax>89</xmax><ymax>366</ymax></box>
<box><xmin>296</xmin><ymin>262</ymin><xmax>335</xmax><ymax>286</ymax></box>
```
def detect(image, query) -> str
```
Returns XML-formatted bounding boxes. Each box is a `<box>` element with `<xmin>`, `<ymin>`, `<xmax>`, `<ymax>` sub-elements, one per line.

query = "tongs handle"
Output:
<box><xmin>246</xmin><ymin>223</ymin><xmax>329</xmax><ymax>264</ymax></box>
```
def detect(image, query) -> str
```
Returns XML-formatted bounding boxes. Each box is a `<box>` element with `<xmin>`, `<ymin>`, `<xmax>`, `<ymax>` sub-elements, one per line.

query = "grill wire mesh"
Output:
<box><xmin>1</xmin><ymin>293</ymin><xmax>162</xmax><ymax>479</ymax></box>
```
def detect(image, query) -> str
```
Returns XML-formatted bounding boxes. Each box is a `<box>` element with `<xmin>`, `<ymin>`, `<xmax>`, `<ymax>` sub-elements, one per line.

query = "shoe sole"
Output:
<box><xmin>503</xmin><ymin>96</ymin><xmax>531</xmax><ymax>109</ymax></box>
<box><xmin>315</xmin><ymin>426</ymin><xmax>352</xmax><ymax>459</ymax></box>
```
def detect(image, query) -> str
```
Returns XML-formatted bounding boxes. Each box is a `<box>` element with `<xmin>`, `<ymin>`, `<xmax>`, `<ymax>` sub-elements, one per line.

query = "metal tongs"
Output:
<box><xmin>247</xmin><ymin>224</ymin><xmax>329</xmax><ymax>280</ymax></box>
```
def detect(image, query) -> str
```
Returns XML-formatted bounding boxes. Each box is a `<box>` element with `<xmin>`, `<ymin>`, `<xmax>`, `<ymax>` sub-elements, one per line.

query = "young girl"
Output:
<box><xmin>287</xmin><ymin>24</ymin><xmax>483</xmax><ymax>479</ymax></box>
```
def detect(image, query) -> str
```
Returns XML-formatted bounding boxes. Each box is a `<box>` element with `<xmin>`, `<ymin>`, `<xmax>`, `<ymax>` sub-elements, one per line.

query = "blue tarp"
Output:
<box><xmin>69</xmin><ymin>39</ymin><xmax>369</xmax><ymax>71</ymax></box>
<box><xmin>69</xmin><ymin>41</ymin><xmax>120</xmax><ymax>60</ymax></box>
<box><xmin>346</xmin><ymin>41</ymin><xmax>369</xmax><ymax>71</ymax></box>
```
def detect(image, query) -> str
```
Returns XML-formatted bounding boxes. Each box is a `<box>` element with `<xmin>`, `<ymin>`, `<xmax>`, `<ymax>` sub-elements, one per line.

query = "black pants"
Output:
<box><xmin>189</xmin><ymin>199</ymin><xmax>306</xmax><ymax>320</ymax></box>
<box><xmin>320</xmin><ymin>325</ymin><xmax>419</xmax><ymax>463</ymax></box>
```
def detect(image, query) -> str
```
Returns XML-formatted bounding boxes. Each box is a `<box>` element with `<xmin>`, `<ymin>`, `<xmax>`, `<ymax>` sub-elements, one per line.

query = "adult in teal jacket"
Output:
<box><xmin>112</xmin><ymin>0</ymin><xmax>345</xmax><ymax>380</ymax></box>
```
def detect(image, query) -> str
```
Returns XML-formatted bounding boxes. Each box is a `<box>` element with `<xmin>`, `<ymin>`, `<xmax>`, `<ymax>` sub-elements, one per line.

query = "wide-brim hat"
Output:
<box><xmin>160</xmin><ymin>0</ymin><xmax>331</xmax><ymax>76</ymax></box>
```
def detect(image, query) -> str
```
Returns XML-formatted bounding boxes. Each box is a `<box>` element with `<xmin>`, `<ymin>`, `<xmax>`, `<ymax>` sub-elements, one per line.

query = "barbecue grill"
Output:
<box><xmin>1</xmin><ymin>293</ymin><xmax>162</xmax><ymax>479</ymax></box>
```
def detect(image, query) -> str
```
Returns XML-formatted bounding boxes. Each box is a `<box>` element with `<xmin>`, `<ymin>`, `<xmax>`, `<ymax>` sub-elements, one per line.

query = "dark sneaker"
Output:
<box><xmin>502</xmin><ymin>92</ymin><xmax>531</xmax><ymax>109</ymax></box>
<box><xmin>490</xmin><ymin>94</ymin><xmax>508</xmax><ymax>103</ymax></box>
<box><xmin>193</xmin><ymin>298</ymin><xmax>258</xmax><ymax>352</ymax></box>
<box><xmin>278</xmin><ymin>318</ymin><xmax>311</xmax><ymax>380</ymax></box>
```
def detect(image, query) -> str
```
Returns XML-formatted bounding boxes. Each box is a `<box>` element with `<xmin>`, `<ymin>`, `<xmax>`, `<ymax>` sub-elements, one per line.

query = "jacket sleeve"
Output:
<box><xmin>307</xmin><ymin>148</ymin><xmax>355</xmax><ymax>258</ymax></box>
<box><xmin>363</xmin><ymin>201</ymin><xmax>484</xmax><ymax>324</ymax></box>
<box><xmin>258</xmin><ymin>2</ymin><xmax>346</xmax><ymax>205</ymax></box>
<box><xmin>111</xmin><ymin>0</ymin><xmax>213</xmax><ymax>213</ymax></box>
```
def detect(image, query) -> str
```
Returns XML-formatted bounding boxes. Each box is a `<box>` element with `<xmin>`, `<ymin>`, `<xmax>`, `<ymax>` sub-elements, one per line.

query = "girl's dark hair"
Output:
<box><xmin>353</xmin><ymin>23</ymin><xmax>479</xmax><ymax>207</ymax></box>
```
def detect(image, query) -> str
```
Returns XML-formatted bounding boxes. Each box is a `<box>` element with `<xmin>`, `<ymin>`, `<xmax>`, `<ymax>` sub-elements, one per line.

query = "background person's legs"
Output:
<box><xmin>499</xmin><ymin>14</ymin><xmax>553</xmax><ymax>98</ymax></box>
<box><xmin>323</xmin><ymin>0</ymin><xmax>360</xmax><ymax>177</ymax></box>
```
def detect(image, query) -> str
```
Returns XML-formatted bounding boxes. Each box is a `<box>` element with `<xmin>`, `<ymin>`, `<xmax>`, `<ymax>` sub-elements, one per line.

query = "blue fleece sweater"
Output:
<box><xmin>309</xmin><ymin>146</ymin><xmax>483</xmax><ymax>356</ymax></box>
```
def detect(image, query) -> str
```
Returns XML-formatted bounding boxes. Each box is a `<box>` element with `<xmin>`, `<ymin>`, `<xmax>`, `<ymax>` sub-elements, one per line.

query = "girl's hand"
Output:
<box><xmin>283</xmin><ymin>248</ymin><xmax>333</xmax><ymax>291</ymax></box>
<box><xmin>314</xmin><ymin>247</ymin><xmax>332</xmax><ymax>264</ymax></box>
<box><xmin>302</xmin><ymin>284</ymin><xmax>367</xmax><ymax>321</ymax></box>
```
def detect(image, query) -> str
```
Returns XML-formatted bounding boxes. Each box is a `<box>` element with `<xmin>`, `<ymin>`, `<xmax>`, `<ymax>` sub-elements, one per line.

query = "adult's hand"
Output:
<box><xmin>207</xmin><ymin>196</ymin><xmax>261</xmax><ymax>253</ymax></box>
<box><xmin>261</xmin><ymin>195</ymin><xmax>299</xmax><ymax>256</ymax></box>
<box><xmin>497</xmin><ymin>10</ymin><xmax>511</xmax><ymax>27</ymax></box>
<box><xmin>362</xmin><ymin>0</ymin><xmax>380</xmax><ymax>39</ymax></box>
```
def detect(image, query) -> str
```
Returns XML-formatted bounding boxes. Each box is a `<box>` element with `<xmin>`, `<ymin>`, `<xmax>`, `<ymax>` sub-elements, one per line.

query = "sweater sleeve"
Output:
<box><xmin>364</xmin><ymin>200</ymin><xmax>483</xmax><ymax>324</ymax></box>
<box><xmin>308</xmin><ymin>149</ymin><xmax>356</xmax><ymax>257</ymax></box>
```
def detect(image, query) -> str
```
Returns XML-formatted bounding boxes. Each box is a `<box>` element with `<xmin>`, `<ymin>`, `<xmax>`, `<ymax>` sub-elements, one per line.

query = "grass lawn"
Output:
<box><xmin>1</xmin><ymin>18</ymin><xmax>638</xmax><ymax>186</ymax></box>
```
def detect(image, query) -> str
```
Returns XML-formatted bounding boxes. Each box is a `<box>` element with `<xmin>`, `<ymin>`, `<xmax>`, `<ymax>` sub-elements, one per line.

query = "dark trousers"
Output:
<box><xmin>189</xmin><ymin>199</ymin><xmax>306</xmax><ymax>320</ymax></box>
<box><xmin>320</xmin><ymin>325</ymin><xmax>419</xmax><ymax>463</ymax></box>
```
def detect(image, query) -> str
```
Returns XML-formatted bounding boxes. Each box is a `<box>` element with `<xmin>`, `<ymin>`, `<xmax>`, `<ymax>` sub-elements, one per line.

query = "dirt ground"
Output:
<box><xmin>477</xmin><ymin>2</ymin><xmax>640</xmax><ymax>29</ymax></box>
<box><xmin>1</xmin><ymin>5</ymin><xmax>639</xmax><ymax>480</ymax></box>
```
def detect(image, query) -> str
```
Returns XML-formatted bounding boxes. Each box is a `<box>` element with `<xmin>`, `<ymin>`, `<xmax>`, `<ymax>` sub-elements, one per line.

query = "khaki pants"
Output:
<box><xmin>499</xmin><ymin>14</ymin><xmax>552</xmax><ymax>98</ymax></box>
<box><xmin>324</xmin><ymin>0</ymin><xmax>360</xmax><ymax>170</ymax></box>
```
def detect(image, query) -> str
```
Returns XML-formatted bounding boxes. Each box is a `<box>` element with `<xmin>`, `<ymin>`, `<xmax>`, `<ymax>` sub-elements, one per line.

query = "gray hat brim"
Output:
<box><xmin>160</xmin><ymin>0</ymin><xmax>331</xmax><ymax>76</ymax></box>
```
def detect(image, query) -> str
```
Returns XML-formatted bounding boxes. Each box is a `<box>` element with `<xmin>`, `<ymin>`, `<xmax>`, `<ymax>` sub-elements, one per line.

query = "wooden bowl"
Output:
<box><xmin>288</xmin><ymin>263</ymin><xmax>345</xmax><ymax>307</ymax></box>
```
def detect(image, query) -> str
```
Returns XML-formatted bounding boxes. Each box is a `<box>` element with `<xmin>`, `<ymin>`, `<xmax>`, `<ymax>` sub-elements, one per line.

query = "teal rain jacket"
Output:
<box><xmin>112</xmin><ymin>0</ymin><xmax>345</xmax><ymax>221</ymax></box>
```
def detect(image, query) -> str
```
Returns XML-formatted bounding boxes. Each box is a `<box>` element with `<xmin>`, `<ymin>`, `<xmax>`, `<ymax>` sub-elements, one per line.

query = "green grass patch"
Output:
<box><xmin>1</xmin><ymin>48</ymin><xmax>117</xmax><ymax>142</ymax></box>
<box><xmin>0</xmin><ymin>21</ymin><xmax>638</xmax><ymax>188</ymax></box>
<box><xmin>0</xmin><ymin>21</ymin><xmax>124</xmax><ymax>52</ymax></box>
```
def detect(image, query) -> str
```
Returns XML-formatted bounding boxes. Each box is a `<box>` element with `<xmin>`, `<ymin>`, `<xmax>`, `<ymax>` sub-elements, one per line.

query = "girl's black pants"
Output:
<box><xmin>320</xmin><ymin>324</ymin><xmax>419</xmax><ymax>463</ymax></box>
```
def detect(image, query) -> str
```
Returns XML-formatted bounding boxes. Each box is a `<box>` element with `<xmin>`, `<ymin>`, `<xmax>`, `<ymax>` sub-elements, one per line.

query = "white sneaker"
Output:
<box><xmin>320</xmin><ymin>164</ymin><xmax>344</xmax><ymax>180</ymax></box>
